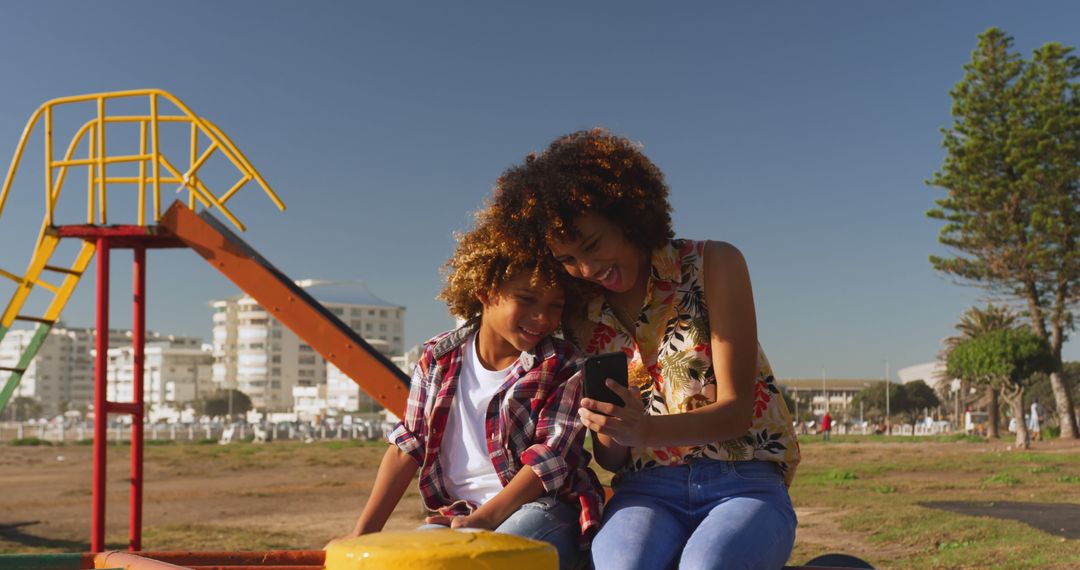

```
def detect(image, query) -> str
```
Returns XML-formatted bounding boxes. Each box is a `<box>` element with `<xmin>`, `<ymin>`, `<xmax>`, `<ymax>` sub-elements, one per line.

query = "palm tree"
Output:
<box><xmin>939</xmin><ymin>304</ymin><xmax>1018</xmax><ymax>438</ymax></box>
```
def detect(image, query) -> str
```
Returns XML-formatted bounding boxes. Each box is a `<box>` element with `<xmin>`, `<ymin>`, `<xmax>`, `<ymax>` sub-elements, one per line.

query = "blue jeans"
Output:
<box><xmin>419</xmin><ymin>496</ymin><xmax>581</xmax><ymax>570</ymax></box>
<box><xmin>592</xmin><ymin>460</ymin><xmax>796</xmax><ymax>570</ymax></box>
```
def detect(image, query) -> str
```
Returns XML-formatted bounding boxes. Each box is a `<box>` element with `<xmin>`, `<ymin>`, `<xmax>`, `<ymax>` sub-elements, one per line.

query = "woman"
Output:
<box><xmin>483</xmin><ymin>129</ymin><xmax>800</xmax><ymax>569</ymax></box>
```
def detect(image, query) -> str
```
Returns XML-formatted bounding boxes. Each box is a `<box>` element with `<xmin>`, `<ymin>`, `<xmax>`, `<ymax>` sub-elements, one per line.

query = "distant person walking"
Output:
<box><xmin>1028</xmin><ymin>398</ymin><xmax>1043</xmax><ymax>441</ymax></box>
<box><xmin>821</xmin><ymin>411</ymin><xmax>832</xmax><ymax>441</ymax></box>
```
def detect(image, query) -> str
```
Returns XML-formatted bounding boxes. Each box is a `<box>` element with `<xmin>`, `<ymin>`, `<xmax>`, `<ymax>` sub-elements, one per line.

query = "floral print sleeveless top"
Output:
<box><xmin>570</xmin><ymin>239</ymin><xmax>800</xmax><ymax>486</ymax></box>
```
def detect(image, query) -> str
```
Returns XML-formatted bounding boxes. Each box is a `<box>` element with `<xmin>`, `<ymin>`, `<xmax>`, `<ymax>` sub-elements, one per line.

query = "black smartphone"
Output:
<box><xmin>584</xmin><ymin>351</ymin><xmax>629</xmax><ymax>408</ymax></box>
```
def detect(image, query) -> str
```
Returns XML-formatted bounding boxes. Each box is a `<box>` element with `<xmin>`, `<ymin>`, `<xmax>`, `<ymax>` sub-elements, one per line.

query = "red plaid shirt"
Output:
<box><xmin>389</xmin><ymin>322</ymin><xmax>603</xmax><ymax>541</ymax></box>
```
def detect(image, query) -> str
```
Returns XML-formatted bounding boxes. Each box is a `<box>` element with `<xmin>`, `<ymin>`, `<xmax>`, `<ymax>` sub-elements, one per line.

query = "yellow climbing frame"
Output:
<box><xmin>0</xmin><ymin>89</ymin><xmax>285</xmax><ymax>412</ymax></box>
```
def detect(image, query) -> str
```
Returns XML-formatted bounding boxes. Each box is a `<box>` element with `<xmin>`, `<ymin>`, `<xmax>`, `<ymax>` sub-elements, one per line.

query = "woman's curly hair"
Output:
<box><xmin>438</xmin><ymin>216</ymin><xmax>586</xmax><ymax>321</ymax></box>
<box><xmin>486</xmin><ymin>128</ymin><xmax>674</xmax><ymax>255</ymax></box>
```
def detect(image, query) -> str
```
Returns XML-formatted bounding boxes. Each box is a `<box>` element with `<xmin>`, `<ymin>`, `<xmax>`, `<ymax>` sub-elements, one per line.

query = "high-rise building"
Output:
<box><xmin>210</xmin><ymin>280</ymin><xmax>404</xmax><ymax>412</ymax></box>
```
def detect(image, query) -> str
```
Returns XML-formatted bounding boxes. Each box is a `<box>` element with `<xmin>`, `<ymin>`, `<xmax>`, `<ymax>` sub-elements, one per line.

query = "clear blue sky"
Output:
<box><xmin>1</xmin><ymin>2</ymin><xmax>1077</xmax><ymax>379</ymax></box>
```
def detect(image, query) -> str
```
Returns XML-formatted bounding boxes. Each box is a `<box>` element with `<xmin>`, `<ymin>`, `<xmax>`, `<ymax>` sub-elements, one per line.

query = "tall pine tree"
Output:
<box><xmin>929</xmin><ymin>28</ymin><xmax>1080</xmax><ymax>439</ymax></box>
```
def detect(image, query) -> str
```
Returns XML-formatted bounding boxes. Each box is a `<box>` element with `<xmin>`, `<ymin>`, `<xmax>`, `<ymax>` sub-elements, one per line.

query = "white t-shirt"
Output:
<box><xmin>440</xmin><ymin>333</ymin><xmax>513</xmax><ymax>505</ymax></box>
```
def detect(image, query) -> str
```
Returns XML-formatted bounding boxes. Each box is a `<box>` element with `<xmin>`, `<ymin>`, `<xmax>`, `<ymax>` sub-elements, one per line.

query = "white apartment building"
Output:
<box><xmin>293</xmin><ymin>360</ymin><xmax>388</xmax><ymax>422</ymax></box>
<box><xmin>211</xmin><ymin>280</ymin><xmax>405</xmax><ymax>412</ymax></box>
<box><xmin>105</xmin><ymin>338</ymin><xmax>212</xmax><ymax>411</ymax></box>
<box><xmin>0</xmin><ymin>326</ymin><xmax>187</xmax><ymax>417</ymax></box>
<box><xmin>776</xmin><ymin>378</ymin><xmax>889</xmax><ymax>418</ymax></box>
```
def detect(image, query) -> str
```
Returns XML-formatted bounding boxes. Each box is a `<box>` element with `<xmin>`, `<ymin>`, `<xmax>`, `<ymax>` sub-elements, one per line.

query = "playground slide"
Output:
<box><xmin>160</xmin><ymin>201</ymin><xmax>410</xmax><ymax>417</ymax></box>
<box><xmin>0</xmin><ymin>89</ymin><xmax>409</xmax><ymax>418</ymax></box>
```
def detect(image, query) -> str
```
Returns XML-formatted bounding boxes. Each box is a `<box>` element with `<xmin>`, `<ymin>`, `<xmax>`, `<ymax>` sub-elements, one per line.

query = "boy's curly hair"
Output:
<box><xmin>438</xmin><ymin>216</ymin><xmax>583</xmax><ymax>321</ymax></box>
<box><xmin>486</xmin><ymin>128</ymin><xmax>674</xmax><ymax>255</ymax></box>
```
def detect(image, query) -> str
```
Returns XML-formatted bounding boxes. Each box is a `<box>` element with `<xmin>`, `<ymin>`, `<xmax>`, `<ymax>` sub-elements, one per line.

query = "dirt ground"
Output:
<box><xmin>0</xmin><ymin>442</ymin><xmax>429</xmax><ymax>552</ymax></box>
<box><xmin>2</xmin><ymin>438</ymin><xmax>1078</xmax><ymax>560</ymax></box>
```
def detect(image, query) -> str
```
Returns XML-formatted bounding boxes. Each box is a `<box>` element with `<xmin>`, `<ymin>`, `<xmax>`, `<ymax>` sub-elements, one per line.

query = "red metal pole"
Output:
<box><xmin>92</xmin><ymin>237</ymin><xmax>110</xmax><ymax>553</ymax></box>
<box><xmin>131</xmin><ymin>246</ymin><xmax>146</xmax><ymax>551</ymax></box>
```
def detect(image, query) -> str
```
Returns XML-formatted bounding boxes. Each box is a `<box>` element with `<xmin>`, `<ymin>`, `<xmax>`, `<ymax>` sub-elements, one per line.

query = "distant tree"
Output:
<box><xmin>9</xmin><ymin>396</ymin><xmax>43</xmax><ymax>421</ymax></box>
<box><xmin>928</xmin><ymin>28</ymin><xmax>1080</xmax><ymax>439</ymax></box>
<box><xmin>903</xmin><ymin>380</ymin><xmax>942</xmax><ymax>426</ymax></box>
<box><xmin>939</xmin><ymin>304</ymin><xmax>1020</xmax><ymax>438</ymax></box>
<box><xmin>851</xmin><ymin>382</ymin><xmax>935</xmax><ymax>427</ymax></box>
<box><xmin>947</xmin><ymin>328</ymin><xmax>1055</xmax><ymax>449</ymax></box>
<box><xmin>198</xmin><ymin>389</ymin><xmax>252</xmax><ymax>419</ymax></box>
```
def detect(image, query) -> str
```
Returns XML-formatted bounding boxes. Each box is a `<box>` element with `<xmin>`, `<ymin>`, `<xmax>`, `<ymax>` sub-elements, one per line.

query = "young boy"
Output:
<box><xmin>335</xmin><ymin>219</ymin><xmax>602</xmax><ymax>570</ymax></box>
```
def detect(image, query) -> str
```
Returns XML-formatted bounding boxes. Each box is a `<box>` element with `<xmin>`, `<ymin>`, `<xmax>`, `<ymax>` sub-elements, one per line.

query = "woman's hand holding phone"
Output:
<box><xmin>579</xmin><ymin>379</ymin><xmax>650</xmax><ymax>448</ymax></box>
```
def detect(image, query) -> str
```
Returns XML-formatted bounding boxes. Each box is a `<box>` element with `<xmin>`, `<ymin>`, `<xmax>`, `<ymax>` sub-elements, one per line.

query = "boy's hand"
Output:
<box><xmin>322</xmin><ymin>529</ymin><xmax>361</xmax><ymax>551</ymax></box>
<box><xmin>579</xmin><ymin>379</ymin><xmax>650</xmax><ymax>447</ymax></box>
<box><xmin>424</xmin><ymin>512</ymin><xmax>497</xmax><ymax>530</ymax></box>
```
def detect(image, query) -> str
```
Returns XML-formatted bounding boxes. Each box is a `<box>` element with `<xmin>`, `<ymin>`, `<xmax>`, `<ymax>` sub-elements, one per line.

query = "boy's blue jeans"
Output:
<box><xmin>592</xmin><ymin>460</ymin><xmax>797</xmax><ymax>570</ymax></box>
<box><xmin>419</xmin><ymin>496</ymin><xmax>581</xmax><ymax>570</ymax></box>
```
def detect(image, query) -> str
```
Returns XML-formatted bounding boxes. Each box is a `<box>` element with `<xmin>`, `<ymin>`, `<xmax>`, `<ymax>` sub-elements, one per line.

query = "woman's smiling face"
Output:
<box><xmin>547</xmin><ymin>212</ymin><xmax>648</xmax><ymax>294</ymax></box>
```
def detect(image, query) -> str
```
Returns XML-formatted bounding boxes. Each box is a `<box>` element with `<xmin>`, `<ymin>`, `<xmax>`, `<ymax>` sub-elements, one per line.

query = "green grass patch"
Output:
<box><xmin>792</xmin><ymin>468</ymin><xmax>861</xmax><ymax>489</ymax></box>
<box><xmin>1028</xmin><ymin>465</ymin><xmax>1060</xmax><ymax>474</ymax></box>
<box><xmin>9</xmin><ymin>437</ymin><xmax>51</xmax><ymax>446</ymax></box>
<box><xmin>983</xmin><ymin>473</ymin><xmax>1022</xmax><ymax>486</ymax></box>
<box><xmin>140</xmin><ymin>523</ymin><xmax>304</xmax><ymax>551</ymax></box>
<box><xmin>872</xmin><ymin>484</ymin><xmax>897</xmax><ymax>494</ymax></box>
<box><xmin>1056</xmin><ymin>474</ymin><xmax>1080</xmax><ymax>483</ymax></box>
<box><xmin>938</xmin><ymin>539</ymin><xmax>976</xmax><ymax>551</ymax></box>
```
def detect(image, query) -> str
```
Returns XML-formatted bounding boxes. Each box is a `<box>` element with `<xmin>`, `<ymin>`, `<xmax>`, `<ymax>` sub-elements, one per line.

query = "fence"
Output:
<box><xmin>0</xmin><ymin>419</ymin><xmax>394</xmax><ymax>444</ymax></box>
<box><xmin>800</xmin><ymin>421</ymin><xmax>957</xmax><ymax>437</ymax></box>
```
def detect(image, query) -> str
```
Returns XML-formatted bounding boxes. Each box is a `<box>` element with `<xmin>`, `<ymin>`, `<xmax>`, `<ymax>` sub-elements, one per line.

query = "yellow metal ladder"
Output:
<box><xmin>0</xmin><ymin>234</ymin><xmax>96</xmax><ymax>411</ymax></box>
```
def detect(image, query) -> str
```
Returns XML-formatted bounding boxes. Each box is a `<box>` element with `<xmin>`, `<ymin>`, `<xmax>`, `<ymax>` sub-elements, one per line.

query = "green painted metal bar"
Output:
<box><xmin>0</xmin><ymin>553</ymin><xmax>95</xmax><ymax>569</ymax></box>
<box><xmin>0</xmin><ymin>322</ymin><xmax>54</xmax><ymax>413</ymax></box>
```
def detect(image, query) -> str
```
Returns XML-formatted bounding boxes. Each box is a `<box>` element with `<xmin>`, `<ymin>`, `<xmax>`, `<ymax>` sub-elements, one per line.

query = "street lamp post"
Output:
<box><xmin>884</xmin><ymin>359</ymin><xmax>890</xmax><ymax>436</ymax></box>
<box><xmin>821</xmin><ymin>366</ymin><xmax>827</xmax><ymax>415</ymax></box>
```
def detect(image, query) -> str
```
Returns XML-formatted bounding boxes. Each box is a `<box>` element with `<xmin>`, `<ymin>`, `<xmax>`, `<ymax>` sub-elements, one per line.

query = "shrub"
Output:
<box><xmin>10</xmin><ymin>437</ymin><xmax>51</xmax><ymax>446</ymax></box>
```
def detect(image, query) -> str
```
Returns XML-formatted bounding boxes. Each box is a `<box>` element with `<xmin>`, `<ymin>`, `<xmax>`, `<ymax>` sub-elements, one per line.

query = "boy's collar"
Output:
<box><xmin>432</xmin><ymin>318</ymin><xmax>543</xmax><ymax>369</ymax></box>
<box><xmin>433</xmin><ymin>319</ymin><xmax>479</xmax><ymax>358</ymax></box>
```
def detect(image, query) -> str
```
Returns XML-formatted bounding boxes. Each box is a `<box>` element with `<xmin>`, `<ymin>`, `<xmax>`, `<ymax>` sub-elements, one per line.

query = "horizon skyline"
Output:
<box><xmin>1</xmin><ymin>3</ymin><xmax>1078</xmax><ymax>379</ymax></box>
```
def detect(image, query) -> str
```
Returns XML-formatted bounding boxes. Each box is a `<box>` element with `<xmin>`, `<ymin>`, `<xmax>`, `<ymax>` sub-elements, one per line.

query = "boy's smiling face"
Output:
<box><xmin>476</xmin><ymin>273</ymin><xmax>565</xmax><ymax>370</ymax></box>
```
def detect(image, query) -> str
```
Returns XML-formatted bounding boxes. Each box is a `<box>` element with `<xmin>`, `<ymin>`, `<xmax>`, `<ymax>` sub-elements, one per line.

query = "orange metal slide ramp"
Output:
<box><xmin>160</xmin><ymin>201</ymin><xmax>409</xmax><ymax>417</ymax></box>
